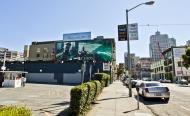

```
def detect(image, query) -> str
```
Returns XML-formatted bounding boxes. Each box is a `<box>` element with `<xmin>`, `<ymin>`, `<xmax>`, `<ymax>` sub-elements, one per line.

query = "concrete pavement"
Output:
<box><xmin>87</xmin><ymin>81</ymin><xmax>154</xmax><ymax>116</ymax></box>
<box><xmin>0</xmin><ymin>83</ymin><xmax>73</xmax><ymax>116</ymax></box>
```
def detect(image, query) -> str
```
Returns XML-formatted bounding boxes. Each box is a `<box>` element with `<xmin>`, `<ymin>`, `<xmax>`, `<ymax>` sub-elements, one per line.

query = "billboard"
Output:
<box><xmin>63</xmin><ymin>32</ymin><xmax>91</xmax><ymax>41</ymax></box>
<box><xmin>56</xmin><ymin>39</ymin><xmax>112</xmax><ymax>62</ymax></box>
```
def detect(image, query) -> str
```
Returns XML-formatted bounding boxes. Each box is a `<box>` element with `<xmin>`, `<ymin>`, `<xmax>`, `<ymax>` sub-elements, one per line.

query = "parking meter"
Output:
<box><xmin>136</xmin><ymin>85</ymin><xmax>140</xmax><ymax>110</ymax></box>
<box><xmin>136</xmin><ymin>84</ymin><xmax>140</xmax><ymax>92</ymax></box>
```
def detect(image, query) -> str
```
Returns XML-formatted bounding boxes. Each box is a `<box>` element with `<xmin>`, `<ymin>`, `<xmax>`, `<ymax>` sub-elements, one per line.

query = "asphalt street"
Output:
<box><xmin>0</xmin><ymin>83</ymin><xmax>73</xmax><ymax>116</ymax></box>
<box><xmin>132</xmin><ymin>83</ymin><xmax>190</xmax><ymax>116</ymax></box>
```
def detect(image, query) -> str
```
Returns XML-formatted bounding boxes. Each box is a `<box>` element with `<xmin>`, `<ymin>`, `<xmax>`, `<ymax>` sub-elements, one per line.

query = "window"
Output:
<box><xmin>37</xmin><ymin>48</ymin><xmax>40</xmax><ymax>53</ymax></box>
<box><xmin>145</xmin><ymin>83</ymin><xmax>160</xmax><ymax>87</ymax></box>
<box><xmin>43</xmin><ymin>48</ymin><xmax>48</xmax><ymax>53</ymax></box>
<box><xmin>161</xmin><ymin>66</ymin><xmax>163</xmax><ymax>71</ymax></box>
<box><xmin>36</xmin><ymin>54</ymin><xmax>40</xmax><ymax>58</ymax></box>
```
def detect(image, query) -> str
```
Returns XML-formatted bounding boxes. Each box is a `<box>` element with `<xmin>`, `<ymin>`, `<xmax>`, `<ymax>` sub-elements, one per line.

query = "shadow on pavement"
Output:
<box><xmin>134</xmin><ymin>95</ymin><xmax>168</xmax><ymax>105</ymax></box>
<box><xmin>123</xmin><ymin>108</ymin><xmax>138</xmax><ymax>114</ymax></box>
<box><xmin>178</xmin><ymin>85</ymin><xmax>190</xmax><ymax>87</ymax></box>
<box><xmin>97</xmin><ymin>96</ymin><xmax>129</xmax><ymax>101</ymax></box>
<box><xmin>34</xmin><ymin>101</ymin><xmax>70</xmax><ymax>115</ymax></box>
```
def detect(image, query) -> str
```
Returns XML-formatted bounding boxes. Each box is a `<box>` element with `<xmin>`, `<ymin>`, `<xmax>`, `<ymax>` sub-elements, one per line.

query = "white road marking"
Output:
<box><xmin>180</xmin><ymin>105</ymin><xmax>190</xmax><ymax>111</ymax></box>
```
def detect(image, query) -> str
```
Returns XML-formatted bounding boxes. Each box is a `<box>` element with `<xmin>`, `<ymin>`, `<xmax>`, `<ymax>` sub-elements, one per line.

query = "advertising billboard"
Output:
<box><xmin>63</xmin><ymin>32</ymin><xmax>91</xmax><ymax>41</ymax></box>
<box><xmin>56</xmin><ymin>39</ymin><xmax>112</xmax><ymax>62</ymax></box>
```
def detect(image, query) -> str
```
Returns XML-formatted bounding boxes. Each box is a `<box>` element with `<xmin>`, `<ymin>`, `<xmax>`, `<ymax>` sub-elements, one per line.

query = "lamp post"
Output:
<box><xmin>126</xmin><ymin>1</ymin><xmax>154</xmax><ymax>97</ymax></box>
<box><xmin>1</xmin><ymin>49</ymin><xmax>8</xmax><ymax>72</ymax></box>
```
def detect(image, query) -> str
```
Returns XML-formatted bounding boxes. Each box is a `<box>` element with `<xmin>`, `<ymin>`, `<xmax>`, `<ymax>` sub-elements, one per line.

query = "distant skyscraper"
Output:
<box><xmin>149</xmin><ymin>31</ymin><xmax>176</xmax><ymax>61</ymax></box>
<box><xmin>186</xmin><ymin>40</ymin><xmax>190</xmax><ymax>46</ymax></box>
<box><xmin>124</xmin><ymin>52</ymin><xmax>140</xmax><ymax>78</ymax></box>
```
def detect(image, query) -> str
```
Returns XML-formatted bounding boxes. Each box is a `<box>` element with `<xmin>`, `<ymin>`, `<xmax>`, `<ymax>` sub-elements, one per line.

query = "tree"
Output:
<box><xmin>182</xmin><ymin>47</ymin><xmax>190</xmax><ymax>69</ymax></box>
<box><xmin>117</xmin><ymin>67</ymin><xmax>125</xmax><ymax>79</ymax></box>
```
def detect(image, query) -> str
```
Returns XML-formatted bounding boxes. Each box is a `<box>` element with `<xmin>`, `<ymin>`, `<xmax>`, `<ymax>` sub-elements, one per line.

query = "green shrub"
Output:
<box><xmin>0</xmin><ymin>106</ymin><xmax>32</xmax><ymax>116</ymax></box>
<box><xmin>70</xmin><ymin>84</ymin><xmax>89</xmax><ymax>116</ymax></box>
<box><xmin>69</xmin><ymin>80</ymin><xmax>102</xmax><ymax>116</ymax></box>
<box><xmin>94</xmin><ymin>73</ymin><xmax>110</xmax><ymax>87</ymax></box>
<box><xmin>84</xmin><ymin>82</ymin><xmax>96</xmax><ymax>109</ymax></box>
<box><xmin>91</xmin><ymin>80</ymin><xmax>101</xmax><ymax>101</ymax></box>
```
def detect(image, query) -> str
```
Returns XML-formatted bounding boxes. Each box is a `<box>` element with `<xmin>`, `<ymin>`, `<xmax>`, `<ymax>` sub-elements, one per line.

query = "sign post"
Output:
<box><xmin>136</xmin><ymin>86</ymin><xmax>140</xmax><ymax>110</ymax></box>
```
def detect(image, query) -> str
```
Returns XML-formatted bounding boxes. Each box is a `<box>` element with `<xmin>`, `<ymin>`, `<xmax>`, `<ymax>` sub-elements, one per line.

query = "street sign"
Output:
<box><xmin>103</xmin><ymin>63</ymin><xmax>110</xmax><ymax>71</ymax></box>
<box><xmin>118</xmin><ymin>25</ymin><xmax>127</xmax><ymax>41</ymax></box>
<box><xmin>129</xmin><ymin>23</ymin><xmax>138</xmax><ymax>40</ymax></box>
<box><xmin>118</xmin><ymin>23</ymin><xmax>138</xmax><ymax>41</ymax></box>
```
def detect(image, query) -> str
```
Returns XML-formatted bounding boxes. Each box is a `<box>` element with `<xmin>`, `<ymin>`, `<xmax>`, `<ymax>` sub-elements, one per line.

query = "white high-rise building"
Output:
<box><xmin>149</xmin><ymin>31</ymin><xmax>176</xmax><ymax>61</ymax></box>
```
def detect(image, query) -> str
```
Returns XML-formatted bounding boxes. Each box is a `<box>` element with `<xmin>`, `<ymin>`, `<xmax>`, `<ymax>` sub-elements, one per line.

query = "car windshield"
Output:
<box><xmin>145</xmin><ymin>83</ymin><xmax>160</xmax><ymax>87</ymax></box>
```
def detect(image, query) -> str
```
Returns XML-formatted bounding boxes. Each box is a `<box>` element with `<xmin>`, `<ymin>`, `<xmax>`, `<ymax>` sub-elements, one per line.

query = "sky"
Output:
<box><xmin>0</xmin><ymin>0</ymin><xmax>190</xmax><ymax>64</ymax></box>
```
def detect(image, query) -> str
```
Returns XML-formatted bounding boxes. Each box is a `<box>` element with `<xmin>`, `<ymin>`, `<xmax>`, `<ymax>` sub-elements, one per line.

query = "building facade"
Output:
<box><xmin>151</xmin><ymin>60</ymin><xmax>165</xmax><ymax>81</ymax></box>
<box><xmin>28</xmin><ymin>41</ymin><xmax>56</xmax><ymax>61</ymax></box>
<box><xmin>124</xmin><ymin>53</ymin><xmax>140</xmax><ymax>78</ymax></box>
<box><xmin>149</xmin><ymin>31</ymin><xmax>176</xmax><ymax>61</ymax></box>
<box><xmin>0</xmin><ymin>48</ymin><xmax>22</xmax><ymax>61</ymax></box>
<box><xmin>138</xmin><ymin>57</ymin><xmax>152</xmax><ymax>80</ymax></box>
<box><xmin>162</xmin><ymin>46</ymin><xmax>190</xmax><ymax>82</ymax></box>
<box><xmin>20</xmin><ymin>37</ymin><xmax>116</xmax><ymax>84</ymax></box>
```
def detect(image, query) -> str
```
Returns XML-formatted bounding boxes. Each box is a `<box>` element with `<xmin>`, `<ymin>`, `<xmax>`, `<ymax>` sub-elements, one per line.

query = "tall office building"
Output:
<box><xmin>124</xmin><ymin>53</ymin><xmax>140</xmax><ymax>78</ymax></box>
<box><xmin>186</xmin><ymin>40</ymin><xmax>190</xmax><ymax>46</ymax></box>
<box><xmin>149</xmin><ymin>31</ymin><xmax>176</xmax><ymax>61</ymax></box>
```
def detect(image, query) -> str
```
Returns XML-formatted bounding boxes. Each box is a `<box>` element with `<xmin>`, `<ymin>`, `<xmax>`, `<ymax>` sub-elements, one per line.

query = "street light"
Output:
<box><xmin>1</xmin><ymin>49</ymin><xmax>8</xmax><ymax>72</ymax></box>
<box><xmin>126</xmin><ymin>1</ymin><xmax>154</xmax><ymax>97</ymax></box>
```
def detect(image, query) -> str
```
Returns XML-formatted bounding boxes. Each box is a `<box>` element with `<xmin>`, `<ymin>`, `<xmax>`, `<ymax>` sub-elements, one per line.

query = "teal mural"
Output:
<box><xmin>56</xmin><ymin>39</ymin><xmax>112</xmax><ymax>62</ymax></box>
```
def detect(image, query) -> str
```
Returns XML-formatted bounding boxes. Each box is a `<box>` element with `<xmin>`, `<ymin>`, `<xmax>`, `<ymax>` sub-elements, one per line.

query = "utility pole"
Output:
<box><xmin>125</xmin><ymin>1</ymin><xmax>154</xmax><ymax>97</ymax></box>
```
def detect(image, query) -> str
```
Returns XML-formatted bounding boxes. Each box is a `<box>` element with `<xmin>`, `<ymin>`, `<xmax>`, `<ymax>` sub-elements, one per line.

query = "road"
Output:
<box><xmin>0</xmin><ymin>83</ymin><xmax>73</xmax><ymax>116</ymax></box>
<box><xmin>133</xmin><ymin>83</ymin><xmax>190</xmax><ymax>116</ymax></box>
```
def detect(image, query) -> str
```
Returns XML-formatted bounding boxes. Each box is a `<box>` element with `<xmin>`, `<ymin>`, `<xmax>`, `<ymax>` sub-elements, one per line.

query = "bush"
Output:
<box><xmin>69</xmin><ymin>80</ymin><xmax>102</xmax><ymax>116</ymax></box>
<box><xmin>0</xmin><ymin>106</ymin><xmax>32</xmax><ymax>116</ymax></box>
<box><xmin>91</xmin><ymin>80</ymin><xmax>102</xmax><ymax>101</ymax></box>
<box><xmin>70</xmin><ymin>84</ymin><xmax>89</xmax><ymax>116</ymax></box>
<box><xmin>84</xmin><ymin>82</ymin><xmax>96</xmax><ymax>109</ymax></box>
<box><xmin>94</xmin><ymin>73</ymin><xmax>110</xmax><ymax>87</ymax></box>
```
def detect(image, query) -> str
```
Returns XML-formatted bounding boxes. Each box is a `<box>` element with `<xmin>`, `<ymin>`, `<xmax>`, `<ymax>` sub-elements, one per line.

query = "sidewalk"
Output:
<box><xmin>87</xmin><ymin>81</ymin><xmax>154</xmax><ymax>116</ymax></box>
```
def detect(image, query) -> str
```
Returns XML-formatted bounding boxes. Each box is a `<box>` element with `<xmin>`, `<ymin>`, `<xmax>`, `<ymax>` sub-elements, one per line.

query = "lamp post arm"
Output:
<box><xmin>128</xmin><ymin>3</ymin><xmax>145</xmax><ymax>12</ymax></box>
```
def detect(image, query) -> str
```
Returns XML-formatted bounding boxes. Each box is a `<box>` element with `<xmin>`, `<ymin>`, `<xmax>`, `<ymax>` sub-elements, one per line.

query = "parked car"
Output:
<box><xmin>142</xmin><ymin>77</ymin><xmax>151</xmax><ymax>81</ymax></box>
<box><xmin>124</xmin><ymin>78</ymin><xmax>134</xmax><ymax>87</ymax></box>
<box><xmin>176</xmin><ymin>79</ymin><xmax>188</xmax><ymax>85</ymax></box>
<box><xmin>131</xmin><ymin>80</ymin><xmax>140</xmax><ymax>88</ymax></box>
<box><xmin>136</xmin><ymin>81</ymin><xmax>170</xmax><ymax>102</ymax></box>
<box><xmin>159</xmin><ymin>79</ymin><xmax>171</xmax><ymax>83</ymax></box>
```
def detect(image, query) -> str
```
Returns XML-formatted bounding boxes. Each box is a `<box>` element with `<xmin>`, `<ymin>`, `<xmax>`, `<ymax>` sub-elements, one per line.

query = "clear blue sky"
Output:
<box><xmin>0</xmin><ymin>0</ymin><xmax>190</xmax><ymax>64</ymax></box>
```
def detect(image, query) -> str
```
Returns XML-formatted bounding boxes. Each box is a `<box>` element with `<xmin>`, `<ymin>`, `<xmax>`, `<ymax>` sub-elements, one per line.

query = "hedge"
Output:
<box><xmin>70</xmin><ymin>81</ymin><xmax>102</xmax><ymax>116</ymax></box>
<box><xmin>70</xmin><ymin>84</ymin><xmax>89</xmax><ymax>115</ymax></box>
<box><xmin>94</xmin><ymin>73</ymin><xmax>110</xmax><ymax>87</ymax></box>
<box><xmin>0</xmin><ymin>106</ymin><xmax>32</xmax><ymax>116</ymax></box>
<box><xmin>91</xmin><ymin>80</ymin><xmax>101</xmax><ymax>101</ymax></box>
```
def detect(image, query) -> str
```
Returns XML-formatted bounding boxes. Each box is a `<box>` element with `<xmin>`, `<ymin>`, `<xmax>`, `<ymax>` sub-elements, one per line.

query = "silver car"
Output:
<box><xmin>136</xmin><ymin>81</ymin><xmax>170</xmax><ymax>102</ymax></box>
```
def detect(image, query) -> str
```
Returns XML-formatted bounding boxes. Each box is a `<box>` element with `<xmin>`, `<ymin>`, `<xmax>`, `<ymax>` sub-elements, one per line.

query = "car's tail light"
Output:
<box><xmin>165</xmin><ymin>87</ymin><xmax>169</xmax><ymax>92</ymax></box>
<box><xmin>145</xmin><ymin>88</ymin><xmax>149</xmax><ymax>93</ymax></box>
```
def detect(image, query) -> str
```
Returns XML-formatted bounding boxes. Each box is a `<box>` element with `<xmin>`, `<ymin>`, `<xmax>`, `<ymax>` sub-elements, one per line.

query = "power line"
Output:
<box><xmin>139</xmin><ymin>24</ymin><xmax>190</xmax><ymax>27</ymax></box>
